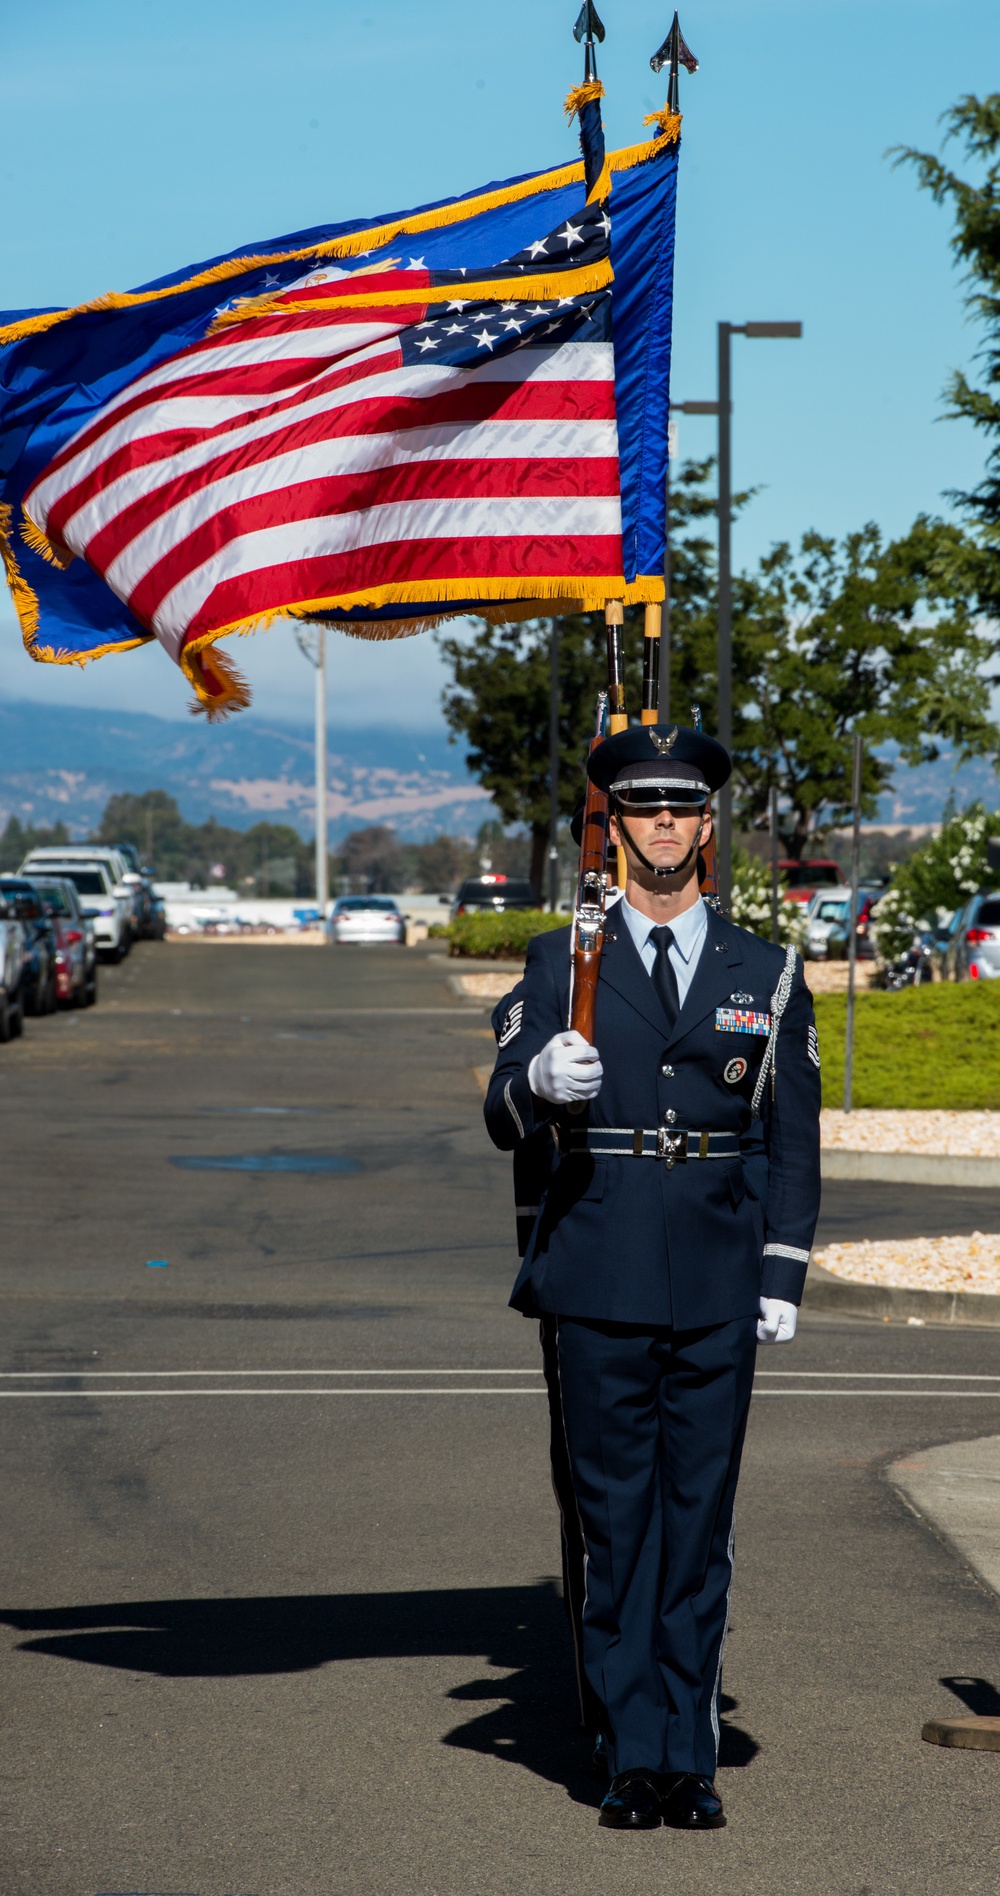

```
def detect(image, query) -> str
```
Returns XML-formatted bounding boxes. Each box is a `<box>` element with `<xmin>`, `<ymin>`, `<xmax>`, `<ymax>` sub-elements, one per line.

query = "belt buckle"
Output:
<box><xmin>656</xmin><ymin>1127</ymin><xmax>686</xmax><ymax>1169</ymax></box>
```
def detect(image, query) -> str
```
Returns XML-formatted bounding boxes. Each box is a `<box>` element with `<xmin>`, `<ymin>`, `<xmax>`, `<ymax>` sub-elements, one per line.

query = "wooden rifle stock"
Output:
<box><xmin>569</xmin><ymin>692</ymin><xmax>609</xmax><ymax>1041</ymax></box>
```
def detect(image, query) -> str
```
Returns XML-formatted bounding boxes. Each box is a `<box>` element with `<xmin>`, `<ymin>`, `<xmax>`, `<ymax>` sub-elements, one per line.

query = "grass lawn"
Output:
<box><xmin>813</xmin><ymin>980</ymin><xmax>1000</xmax><ymax>1110</ymax></box>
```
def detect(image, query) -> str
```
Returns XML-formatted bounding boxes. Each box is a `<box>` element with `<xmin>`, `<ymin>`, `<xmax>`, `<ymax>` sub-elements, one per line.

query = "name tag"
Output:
<box><xmin>715</xmin><ymin>1006</ymin><xmax>771</xmax><ymax>1036</ymax></box>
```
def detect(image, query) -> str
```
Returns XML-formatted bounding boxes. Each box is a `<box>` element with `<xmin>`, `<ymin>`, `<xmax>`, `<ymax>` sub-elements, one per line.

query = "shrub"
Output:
<box><xmin>871</xmin><ymin>803</ymin><xmax>1000</xmax><ymax>965</ymax></box>
<box><xmin>447</xmin><ymin>909</ymin><xmax>570</xmax><ymax>959</ymax></box>
<box><xmin>728</xmin><ymin>848</ymin><xmax>808</xmax><ymax>949</ymax></box>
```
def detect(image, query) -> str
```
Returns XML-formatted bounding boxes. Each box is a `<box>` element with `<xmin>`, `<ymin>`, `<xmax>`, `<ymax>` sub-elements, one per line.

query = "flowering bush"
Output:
<box><xmin>728</xmin><ymin>848</ymin><xmax>807</xmax><ymax>949</ymax></box>
<box><xmin>872</xmin><ymin>803</ymin><xmax>1000</xmax><ymax>965</ymax></box>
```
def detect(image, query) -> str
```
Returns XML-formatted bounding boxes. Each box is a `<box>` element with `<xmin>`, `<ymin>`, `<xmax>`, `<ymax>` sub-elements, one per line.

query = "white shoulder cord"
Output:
<box><xmin>751</xmin><ymin>942</ymin><xmax>797</xmax><ymax>1119</ymax></box>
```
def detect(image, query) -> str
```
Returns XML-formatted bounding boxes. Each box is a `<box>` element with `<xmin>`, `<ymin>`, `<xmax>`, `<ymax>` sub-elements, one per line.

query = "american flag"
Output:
<box><xmin>24</xmin><ymin>198</ymin><xmax>621</xmax><ymax>672</ymax></box>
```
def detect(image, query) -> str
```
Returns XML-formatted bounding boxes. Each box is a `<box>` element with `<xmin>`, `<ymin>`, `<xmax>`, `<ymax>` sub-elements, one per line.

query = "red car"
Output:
<box><xmin>779</xmin><ymin>859</ymin><xmax>846</xmax><ymax>907</ymax></box>
<box><xmin>27</xmin><ymin>876</ymin><xmax>97</xmax><ymax>1008</ymax></box>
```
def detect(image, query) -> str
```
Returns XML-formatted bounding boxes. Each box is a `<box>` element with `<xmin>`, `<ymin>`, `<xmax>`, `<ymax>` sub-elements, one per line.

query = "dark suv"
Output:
<box><xmin>452</xmin><ymin>875</ymin><xmax>539</xmax><ymax>918</ymax></box>
<box><xmin>0</xmin><ymin>877</ymin><xmax>57</xmax><ymax>1015</ymax></box>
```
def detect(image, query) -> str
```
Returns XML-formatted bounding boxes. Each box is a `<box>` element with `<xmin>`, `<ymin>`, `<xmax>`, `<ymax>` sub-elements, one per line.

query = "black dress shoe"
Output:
<box><xmin>591</xmin><ymin>1730</ymin><xmax>611</xmax><ymax>1779</ymax></box>
<box><xmin>598</xmin><ymin>1770</ymin><xmax>663</xmax><ymax>1829</ymax></box>
<box><xmin>659</xmin><ymin>1772</ymin><xmax>726</xmax><ymax>1830</ymax></box>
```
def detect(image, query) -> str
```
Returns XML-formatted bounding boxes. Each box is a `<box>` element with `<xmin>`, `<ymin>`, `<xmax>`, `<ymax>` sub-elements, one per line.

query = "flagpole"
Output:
<box><xmin>315</xmin><ymin>629</ymin><xmax>328</xmax><ymax>918</ymax></box>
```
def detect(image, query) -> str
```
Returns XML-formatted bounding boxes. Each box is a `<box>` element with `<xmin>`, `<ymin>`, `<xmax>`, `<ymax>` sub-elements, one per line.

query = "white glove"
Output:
<box><xmin>528</xmin><ymin>1031</ymin><xmax>604</xmax><ymax>1105</ymax></box>
<box><xmin>757</xmin><ymin>1297</ymin><xmax>798</xmax><ymax>1345</ymax></box>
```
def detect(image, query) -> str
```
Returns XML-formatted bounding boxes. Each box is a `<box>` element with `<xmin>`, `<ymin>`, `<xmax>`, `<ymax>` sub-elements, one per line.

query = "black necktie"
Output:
<box><xmin>650</xmin><ymin>924</ymin><xmax>680</xmax><ymax>1029</ymax></box>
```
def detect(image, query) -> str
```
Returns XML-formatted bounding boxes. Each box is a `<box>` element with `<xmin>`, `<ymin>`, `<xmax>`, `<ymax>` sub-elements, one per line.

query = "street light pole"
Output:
<box><xmin>662</xmin><ymin>400</ymin><xmax>720</xmax><ymax>726</ymax></box>
<box><xmin>295</xmin><ymin>624</ymin><xmax>330</xmax><ymax>917</ymax></box>
<box><xmin>715</xmin><ymin>320</ymin><xmax>802</xmax><ymax>907</ymax></box>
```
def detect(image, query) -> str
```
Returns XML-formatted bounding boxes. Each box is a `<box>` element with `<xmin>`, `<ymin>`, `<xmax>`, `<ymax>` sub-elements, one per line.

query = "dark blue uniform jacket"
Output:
<box><xmin>485</xmin><ymin>904</ymin><xmax>822</xmax><ymax>1331</ymax></box>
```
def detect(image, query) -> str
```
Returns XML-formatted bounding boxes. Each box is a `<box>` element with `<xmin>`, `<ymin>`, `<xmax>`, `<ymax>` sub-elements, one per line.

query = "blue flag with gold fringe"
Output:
<box><xmin>0</xmin><ymin>87</ymin><xmax>679</xmax><ymax>715</ymax></box>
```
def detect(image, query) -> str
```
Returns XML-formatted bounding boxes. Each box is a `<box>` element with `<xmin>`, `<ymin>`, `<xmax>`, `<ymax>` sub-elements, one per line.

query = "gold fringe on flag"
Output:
<box><xmin>210</xmin><ymin>259</ymin><xmax>613</xmax><ymax>331</ymax></box>
<box><xmin>564</xmin><ymin>79</ymin><xmax>605</xmax><ymax>123</ymax></box>
<box><xmin>21</xmin><ymin>513</ymin><xmax>74</xmax><ymax>569</ymax></box>
<box><xmin>643</xmin><ymin>106</ymin><xmax>683</xmax><ymax>142</ymax></box>
<box><xmin>182</xmin><ymin>645</ymin><xmax>253</xmax><ymax>721</ymax></box>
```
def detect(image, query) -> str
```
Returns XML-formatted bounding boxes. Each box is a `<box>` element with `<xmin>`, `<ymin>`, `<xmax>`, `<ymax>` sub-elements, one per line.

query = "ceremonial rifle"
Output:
<box><xmin>568</xmin><ymin>690</ymin><xmax>610</xmax><ymax>1042</ymax></box>
<box><xmin>567</xmin><ymin>597</ymin><xmax>627</xmax><ymax>1037</ymax></box>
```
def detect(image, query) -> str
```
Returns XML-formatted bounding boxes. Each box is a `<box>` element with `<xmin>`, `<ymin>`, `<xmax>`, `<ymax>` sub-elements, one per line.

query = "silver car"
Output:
<box><xmin>945</xmin><ymin>891</ymin><xmax>1000</xmax><ymax>982</ymax></box>
<box><xmin>328</xmin><ymin>897</ymin><xmax>406</xmax><ymax>945</ymax></box>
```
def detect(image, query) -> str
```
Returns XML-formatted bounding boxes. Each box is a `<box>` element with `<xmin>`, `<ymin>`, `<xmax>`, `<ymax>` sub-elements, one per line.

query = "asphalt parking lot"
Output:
<box><xmin>2</xmin><ymin>941</ymin><xmax>1000</xmax><ymax>1896</ymax></box>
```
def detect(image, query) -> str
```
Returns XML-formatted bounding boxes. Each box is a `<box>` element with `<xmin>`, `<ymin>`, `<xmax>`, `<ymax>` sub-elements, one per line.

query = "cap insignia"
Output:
<box><xmin>650</xmin><ymin>726</ymin><xmax>679</xmax><ymax>756</ymax></box>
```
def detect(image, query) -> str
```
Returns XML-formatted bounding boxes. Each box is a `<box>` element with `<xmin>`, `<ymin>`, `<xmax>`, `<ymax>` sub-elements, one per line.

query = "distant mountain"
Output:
<box><xmin>0</xmin><ymin>698</ymin><xmax>996</xmax><ymax>842</ymax></box>
<box><xmin>0</xmin><ymin>699</ymin><xmax>491</xmax><ymax>844</ymax></box>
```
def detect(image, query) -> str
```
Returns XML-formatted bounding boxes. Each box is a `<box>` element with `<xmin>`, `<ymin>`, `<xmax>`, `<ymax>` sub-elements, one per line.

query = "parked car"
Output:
<box><xmin>0</xmin><ymin>890</ymin><xmax>25</xmax><ymax>1041</ymax></box>
<box><xmin>114</xmin><ymin>841</ymin><xmax>160</xmax><ymax>937</ymax></box>
<box><xmin>943</xmin><ymin>890</ymin><xmax>1000</xmax><ymax>982</ymax></box>
<box><xmin>805</xmin><ymin>889</ymin><xmax>880</xmax><ymax>961</ymax></box>
<box><xmin>328</xmin><ymin>896</ymin><xmax>407</xmax><ymax>945</ymax></box>
<box><xmin>26</xmin><ymin>875</ymin><xmax>97</xmax><ymax>1007</ymax></box>
<box><xmin>147</xmin><ymin>891</ymin><xmax>167</xmax><ymax>940</ymax></box>
<box><xmin>0</xmin><ymin>877</ymin><xmax>57</xmax><ymax>1014</ymax></box>
<box><xmin>21</xmin><ymin>846</ymin><xmax>135</xmax><ymax>951</ymax></box>
<box><xmin>20</xmin><ymin>857</ymin><xmax>130</xmax><ymax>961</ymax></box>
<box><xmin>451</xmin><ymin>874</ymin><xmax>539</xmax><ymax>918</ymax></box>
<box><xmin>779</xmin><ymin>859</ymin><xmax>846</xmax><ymax>907</ymax></box>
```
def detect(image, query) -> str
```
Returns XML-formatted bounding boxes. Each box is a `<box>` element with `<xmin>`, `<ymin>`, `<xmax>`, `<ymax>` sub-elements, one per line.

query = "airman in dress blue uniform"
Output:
<box><xmin>485</xmin><ymin>725</ymin><xmax>822</xmax><ymax>1832</ymax></box>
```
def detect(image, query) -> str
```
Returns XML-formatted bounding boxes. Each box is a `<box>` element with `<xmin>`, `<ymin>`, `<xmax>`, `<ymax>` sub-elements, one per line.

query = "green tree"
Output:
<box><xmin>728</xmin><ymin>517</ymin><xmax>996</xmax><ymax>854</ymax></box>
<box><xmin>895</xmin><ymin>95</ymin><xmax>1000</xmax><ymax>614</ymax></box>
<box><xmin>872</xmin><ymin>802</ymin><xmax>1000</xmax><ymax>962</ymax></box>
<box><xmin>438</xmin><ymin>463</ymin><xmax>996</xmax><ymax>864</ymax></box>
<box><xmin>336</xmin><ymin>825</ymin><xmax>407</xmax><ymax>893</ymax></box>
<box><xmin>0</xmin><ymin>815</ymin><xmax>70</xmax><ymax>872</ymax></box>
<box><xmin>98</xmin><ymin>790</ymin><xmax>189</xmax><ymax>877</ymax></box>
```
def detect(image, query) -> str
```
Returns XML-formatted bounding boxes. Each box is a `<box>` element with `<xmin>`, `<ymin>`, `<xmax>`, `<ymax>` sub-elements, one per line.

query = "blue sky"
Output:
<box><xmin>0</xmin><ymin>0</ymin><xmax>996</xmax><ymax>733</ymax></box>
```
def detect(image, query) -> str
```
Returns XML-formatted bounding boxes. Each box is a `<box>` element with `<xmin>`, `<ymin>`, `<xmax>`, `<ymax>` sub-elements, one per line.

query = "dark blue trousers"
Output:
<box><xmin>555</xmin><ymin>1313</ymin><xmax>757</xmax><ymax>1778</ymax></box>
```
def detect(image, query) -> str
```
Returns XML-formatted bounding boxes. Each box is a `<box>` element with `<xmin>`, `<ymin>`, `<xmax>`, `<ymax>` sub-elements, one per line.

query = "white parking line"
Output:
<box><xmin>2</xmin><ymin>1387</ymin><xmax>1000</xmax><ymax>1401</ymax></box>
<box><xmin>0</xmin><ymin>1368</ymin><xmax>544</xmax><ymax>1378</ymax></box>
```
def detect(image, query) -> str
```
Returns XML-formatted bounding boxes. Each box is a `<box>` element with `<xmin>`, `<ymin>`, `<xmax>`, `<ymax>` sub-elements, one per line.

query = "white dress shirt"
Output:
<box><xmin>620</xmin><ymin>893</ymin><xmax>708</xmax><ymax>1010</ymax></box>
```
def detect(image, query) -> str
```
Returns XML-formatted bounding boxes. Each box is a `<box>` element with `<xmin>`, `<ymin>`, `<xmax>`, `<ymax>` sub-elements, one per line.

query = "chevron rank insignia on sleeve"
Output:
<box><xmin>807</xmin><ymin>1024</ymin><xmax>820</xmax><ymax>1068</ymax></box>
<box><xmin>498</xmin><ymin>1001</ymin><xmax>524</xmax><ymax>1049</ymax></box>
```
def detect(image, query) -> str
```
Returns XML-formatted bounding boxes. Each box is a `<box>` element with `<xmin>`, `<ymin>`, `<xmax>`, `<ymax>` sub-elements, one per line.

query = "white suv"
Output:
<box><xmin>20</xmin><ymin>852</ymin><xmax>131</xmax><ymax>961</ymax></box>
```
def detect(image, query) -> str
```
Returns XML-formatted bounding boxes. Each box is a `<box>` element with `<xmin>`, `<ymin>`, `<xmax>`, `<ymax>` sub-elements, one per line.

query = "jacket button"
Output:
<box><xmin>663</xmin><ymin>1108</ymin><xmax>677</xmax><ymax>1125</ymax></box>
<box><xmin>660</xmin><ymin>1063</ymin><xmax>674</xmax><ymax>1078</ymax></box>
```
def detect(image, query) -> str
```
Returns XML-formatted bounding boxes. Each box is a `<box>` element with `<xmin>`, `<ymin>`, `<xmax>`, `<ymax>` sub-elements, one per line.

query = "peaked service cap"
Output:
<box><xmin>586</xmin><ymin>724</ymin><xmax>731</xmax><ymax>805</ymax></box>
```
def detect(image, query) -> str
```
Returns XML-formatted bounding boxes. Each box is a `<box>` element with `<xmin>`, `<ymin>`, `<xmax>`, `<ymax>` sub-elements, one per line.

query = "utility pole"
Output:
<box><xmin>295</xmin><ymin>625</ymin><xmax>330</xmax><ymax>917</ymax></box>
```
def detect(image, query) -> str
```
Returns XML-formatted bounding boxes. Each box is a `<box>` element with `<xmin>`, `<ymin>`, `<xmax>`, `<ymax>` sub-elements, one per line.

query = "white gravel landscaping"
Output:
<box><xmin>821</xmin><ymin>1110</ymin><xmax>1000</xmax><ymax>1157</ymax></box>
<box><xmin>815</xmin><ymin>1234</ymin><xmax>1000</xmax><ymax>1297</ymax></box>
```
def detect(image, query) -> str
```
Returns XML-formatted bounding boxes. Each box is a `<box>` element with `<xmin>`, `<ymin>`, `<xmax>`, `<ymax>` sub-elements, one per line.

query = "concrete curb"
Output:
<box><xmin>821</xmin><ymin>1150</ymin><xmax>1000</xmax><ymax>1187</ymax></box>
<box><xmin>804</xmin><ymin>1260</ymin><xmax>1000</xmax><ymax>1328</ymax></box>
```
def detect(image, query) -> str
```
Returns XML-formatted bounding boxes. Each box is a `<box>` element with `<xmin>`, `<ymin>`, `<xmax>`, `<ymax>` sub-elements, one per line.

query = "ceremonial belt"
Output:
<box><xmin>566</xmin><ymin>1127</ymin><xmax>742</xmax><ymax>1169</ymax></box>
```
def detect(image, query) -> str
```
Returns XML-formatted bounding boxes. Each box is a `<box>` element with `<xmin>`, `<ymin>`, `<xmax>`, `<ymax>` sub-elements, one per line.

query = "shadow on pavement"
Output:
<box><xmin>0</xmin><ymin>1585</ymin><xmax>758</xmax><ymax>1799</ymax></box>
<box><xmin>940</xmin><ymin>1674</ymin><xmax>1000</xmax><ymax>1715</ymax></box>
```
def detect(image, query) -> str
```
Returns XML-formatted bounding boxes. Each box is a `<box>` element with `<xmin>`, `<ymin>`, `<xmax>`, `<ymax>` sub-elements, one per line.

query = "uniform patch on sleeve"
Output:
<box><xmin>807</xmin><ymin>1024</ymin><xmax>821</xmax><ymax>1068</ymax></box>
<box><xmin>498</xmin><ymin>1001</ymin><xmax>524</xmax><ymax>1049</ymax></box>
